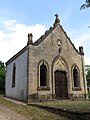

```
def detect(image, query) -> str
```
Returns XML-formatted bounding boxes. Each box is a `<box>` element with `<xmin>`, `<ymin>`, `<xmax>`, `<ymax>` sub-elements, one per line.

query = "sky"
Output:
<box><xmin>0</xmin><ymin>0</ymin><xmax>90</xmax><ymax>65</ymax></box>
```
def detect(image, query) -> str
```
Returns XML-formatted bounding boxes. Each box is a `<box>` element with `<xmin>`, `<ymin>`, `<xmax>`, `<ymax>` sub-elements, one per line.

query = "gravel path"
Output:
<box><xmin>0</xmin><ymin>104</ymin><xmax>29</xmax><ymax>120</ymax></box>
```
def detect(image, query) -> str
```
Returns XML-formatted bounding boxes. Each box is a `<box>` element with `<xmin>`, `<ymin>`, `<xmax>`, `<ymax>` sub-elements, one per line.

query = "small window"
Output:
<box><xmin>73</xmin><ymin>67</ymin><xmax>79</xmax><ymax>87</ymax></box>
<box><xmin>12</xmin><ymin>63</ymin><xmax>16</xmax><ymax>87</ymax></box>
<box><xmin>40</xmin><ymin>62</ymin><xmax>47</xmax><ymax>86</ymax></box>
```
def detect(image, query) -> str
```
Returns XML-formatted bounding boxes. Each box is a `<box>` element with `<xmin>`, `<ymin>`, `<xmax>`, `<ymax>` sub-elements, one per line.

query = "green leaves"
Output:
<box><xmin>80</xmin><ymin>0</ymin><xmax>90</xmax><ymax>10</ymax></box>
<box><xmin>86</xmin><ymin>66</ymin><xmax>90</xmax><ymax>79</ymax></box>
<box><xmin>85</xmin><ymin>65</ymin><xmax>90</xmax><ymax>92</ymax></box>
<box><xmin>0</xmin><ymin>61</ymin><xmax>5</xmax><ymax>92</ymax></box>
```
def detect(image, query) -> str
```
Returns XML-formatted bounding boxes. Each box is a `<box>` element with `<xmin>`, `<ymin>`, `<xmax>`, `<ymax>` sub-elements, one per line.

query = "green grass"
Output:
<box><xmin>1</xmin><ymin>95</ymin><xmax>90</xmax><ymax>120</ymax></box>
<box><xmin>35</xmin><ymin>100</ymin><xmax>90</xmax><ymax>112</ymax></box>
<box><xmin>0</xmin><ymin>96</ymin><xmax>69</xmax><ymax>120</ymax></box>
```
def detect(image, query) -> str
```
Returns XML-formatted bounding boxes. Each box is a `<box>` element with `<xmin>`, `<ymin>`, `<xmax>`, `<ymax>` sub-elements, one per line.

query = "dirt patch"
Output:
<box><xmin>0</xmin><ymin>104</ymin><xmax>29</xmax><ymax>120</ymax></box>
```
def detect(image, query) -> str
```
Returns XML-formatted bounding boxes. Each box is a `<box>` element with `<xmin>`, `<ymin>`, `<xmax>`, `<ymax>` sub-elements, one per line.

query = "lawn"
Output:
<box><xmin>0</xmin><ymin>96</ymin><xmax>69</xmax><ymax>120</ymax></box>
<box><xmin>35</xmin><ymin>100</ymin><xmax>90</xmax><ymax>112</ymax></box>
<box><xmin>0</xmin><ymin>95</ymin><xmax>90</xmax><ymax>120</ymax></box>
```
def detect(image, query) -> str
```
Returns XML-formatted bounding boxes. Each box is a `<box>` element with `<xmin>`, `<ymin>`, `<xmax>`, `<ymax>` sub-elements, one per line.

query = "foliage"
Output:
<box><xmin>88</xmin><ymin>91</ymin><xmax>90</xmax><ymax>100</ymax></box>
<box><xmin>80</xmin><ymin>0</ymin><xmax>90</xmax><ymax>9</ymax></box>
<box><xmin>0</xmin><ymin>61</ymin><xmax>5</xmax><ymax>91</ymax></box>
<box><xmin>85</xmin><ymin>65</ymin><xmax>90</xmax><ymax>88</ymax></box>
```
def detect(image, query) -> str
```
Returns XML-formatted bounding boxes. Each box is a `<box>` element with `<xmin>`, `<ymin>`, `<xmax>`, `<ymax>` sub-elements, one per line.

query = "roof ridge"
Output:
<box><xmin>33</xmin><ymin>25</ymin><xmax>57</xmax><ymax>46</ymax></box>
<box><xmin>33</xmin><ymin>14</ymin><xmax>60</xmax><ymax>46</ymax></box>
<box><xmin>33</xmin><ymin>17</ymin><xmax>81</xmax><ymax>55</ymax></box>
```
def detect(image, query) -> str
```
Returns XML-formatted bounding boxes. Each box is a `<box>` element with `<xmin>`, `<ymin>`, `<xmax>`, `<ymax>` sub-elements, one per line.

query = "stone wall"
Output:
<box><xmin>27</xmin><ymin>24</ymin><xmax>87</xmax><ymax>101</ymax></box>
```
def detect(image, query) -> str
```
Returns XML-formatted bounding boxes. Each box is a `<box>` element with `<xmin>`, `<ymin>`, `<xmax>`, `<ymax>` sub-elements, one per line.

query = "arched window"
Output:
<box><xmin>72</xmin><ymin>65</ymin><xmax>80</xmax><ymax>89</ymax></box>
<box><xmin>40</xmin><ymin>62</ymin><xmax>47</xmax><ymax>86</ymax></box>
<box><xmin>73</xmin><ymin>67</ymin><xmax>79</xmax><ymax>87</ymax></box>
<box><xmin>38</xmin><ymin>60</ymin><xmax>50</xmax><ymax>90</ymax></box>
<box><xmin>12</xmin><ymin>63</ymin><xmax>16</xmax><ymax>87</ymax></box>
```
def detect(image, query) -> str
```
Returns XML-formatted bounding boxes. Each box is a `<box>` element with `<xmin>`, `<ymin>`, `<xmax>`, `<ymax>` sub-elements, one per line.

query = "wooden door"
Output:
<box><xmin>55</xmin><ymin>70</ymin><xmax>68</xmax><ymax>99</ymax></box>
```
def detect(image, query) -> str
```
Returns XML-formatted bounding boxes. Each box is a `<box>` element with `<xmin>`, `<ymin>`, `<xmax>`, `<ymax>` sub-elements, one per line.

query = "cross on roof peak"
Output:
<box><xmin>53</xmin><ymin>14</ymin><xmax>60</xmax><ymax>26</ymax></box>
<box><xmin>55</xmin><ymin>14</ymin><xmax>59</xmax><ymax>18</ymax></box>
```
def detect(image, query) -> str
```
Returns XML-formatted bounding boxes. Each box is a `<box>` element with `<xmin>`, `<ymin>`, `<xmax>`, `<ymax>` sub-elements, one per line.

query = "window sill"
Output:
<box><xmin>72</xmin><ymin>87</ymin><xmax>82</xmax><ymax>91</ymax></box>
<box><xmin>37</xmin><ymin>86</ymin><xmax>50</xmax><ymax>91</ymax></box>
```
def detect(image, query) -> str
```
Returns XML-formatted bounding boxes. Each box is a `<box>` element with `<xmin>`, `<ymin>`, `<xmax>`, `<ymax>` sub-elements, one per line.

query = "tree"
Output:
<box><xmin>85</xmin><ymin>65</ymin><xmax>90</xmax><ymax>90</ymax></box>
<box><xmin>80</xmin><ymin>0</ymin><xmax>90</xmax><ymax>9</ymax></box>
<box><xmin>0</xmin><ymin>61</ymin><xmax>5</xmax><ymax>92</ymax></box>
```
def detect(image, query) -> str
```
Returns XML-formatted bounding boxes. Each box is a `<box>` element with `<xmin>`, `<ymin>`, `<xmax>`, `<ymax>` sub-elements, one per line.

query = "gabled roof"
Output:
<box><xmin>6</xmin><ymin>14</ymin><xmax>82</xmax><ymax>65</ymax></box>
<box><xmin>33</xmin><ymin>14</ymin><xmax>80</xmax><ymax>55</ymax></box>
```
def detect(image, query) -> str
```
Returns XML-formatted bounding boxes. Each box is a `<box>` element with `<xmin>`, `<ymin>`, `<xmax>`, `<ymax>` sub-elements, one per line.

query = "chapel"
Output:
<box><xmin>5</xmin><ymin>14</ymin><xmax>88</xmax><ymax>102</ymax></box>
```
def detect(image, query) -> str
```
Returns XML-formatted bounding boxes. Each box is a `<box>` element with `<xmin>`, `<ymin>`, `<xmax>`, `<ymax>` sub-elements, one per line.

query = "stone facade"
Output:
<box><xmin>5</xmin><ymin>14</ymin><xmax>88</xmax><ymax>102</ymax></box>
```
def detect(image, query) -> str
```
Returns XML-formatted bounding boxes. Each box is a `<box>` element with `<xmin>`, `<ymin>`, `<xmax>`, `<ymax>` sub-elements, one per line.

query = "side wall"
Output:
<box><xmin>5</xmin><ymin>50</ymin><xmax>27</xmax><ymax>102</ymax></box>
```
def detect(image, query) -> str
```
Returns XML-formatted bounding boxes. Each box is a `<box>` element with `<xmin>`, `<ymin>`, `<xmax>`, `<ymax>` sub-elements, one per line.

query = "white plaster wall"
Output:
<box><xmin>5</xmin><ymin>50</ymin><xmax>27</xmax><ymax>101</ymax></box>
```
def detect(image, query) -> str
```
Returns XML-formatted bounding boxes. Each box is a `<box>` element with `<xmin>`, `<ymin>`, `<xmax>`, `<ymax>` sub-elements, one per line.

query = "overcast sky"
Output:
<box><xmin>0</xmin><ymin>0</ymin><xmax>90</xmax><ymax>65</ymax></box>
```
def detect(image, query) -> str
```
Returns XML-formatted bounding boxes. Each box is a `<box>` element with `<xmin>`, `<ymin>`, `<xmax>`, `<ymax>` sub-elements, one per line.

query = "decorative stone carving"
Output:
<box><xmin>58</xmin><ymin>48</ymin><xmax>62</xmax><ymax>53</ymax></box>
<box><xmin>53</xmin><ymin>14</ymin><xmax>60</xmax><ymax>27</ymax></box>
<box><xmin>57</xmin><ymin>39</ymin><xmax>62</xmax><ymax>46</ymax></box>
<box><xmin>54</xmin><ymin>58</ymin><xmax>67</xmax><ymax>71</ymax></box>
<box><xmin>57</xmin><ymin>39</ymin><xmax>62</xmax><ymax>54</ymax></box>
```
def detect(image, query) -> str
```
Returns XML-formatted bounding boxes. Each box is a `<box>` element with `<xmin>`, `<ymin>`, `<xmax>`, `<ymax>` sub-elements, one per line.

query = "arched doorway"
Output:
<box><xmin>52</xmin><ymin>57</ymin><xmax>68</xmax><ymax>100</ymax></box>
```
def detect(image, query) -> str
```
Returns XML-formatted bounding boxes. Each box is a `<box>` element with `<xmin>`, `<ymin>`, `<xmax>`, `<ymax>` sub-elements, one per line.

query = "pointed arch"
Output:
<box><xmin>71</xmin><ymin>64</ymin><xmax>81</xmax><ymax>90</ymax></box>
<box><xmin>52</xmin><ymin>55</ymin><xmax>69</xmax><ymax>98</ymax></box>
<box><xmin>40</xmin><ymin>62</ymin><xmax>47</xmax><ymax>86</ymax></box>
<box><xmin>52</xmin><ymin>55</ymin><xmax>69</xmax><ymax>72</ymax></box>
<box><xmin>37</xmin><ymin>59</ymin><xmax>49</xmax><ymax>90</ymax></box>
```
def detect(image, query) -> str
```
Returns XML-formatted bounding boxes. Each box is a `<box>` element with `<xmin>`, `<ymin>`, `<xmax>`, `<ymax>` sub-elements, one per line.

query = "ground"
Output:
<box><xmin>0</xmin><ymin>104</ymin><xmax>29</xmax><ymax>120</ymax></box>
<box><xmin>0</xmin><ymin>96</ymin><xmax>90</xmax><ymax>120</ymax></box>
<box><xmin>0</xmin><ymin>96</ymin><xmax>69</xmax><ymax>120</ymax></box>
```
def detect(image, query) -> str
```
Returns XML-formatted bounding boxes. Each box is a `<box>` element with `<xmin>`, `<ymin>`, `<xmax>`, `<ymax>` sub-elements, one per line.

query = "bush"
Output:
<box><xmin>88</xmin><ymin>91</ymin><xmax>90</xmax><ymax>100</ymax></box>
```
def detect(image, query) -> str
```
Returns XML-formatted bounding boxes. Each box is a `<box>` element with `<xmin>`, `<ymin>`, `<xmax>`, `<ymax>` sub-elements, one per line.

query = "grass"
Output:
<box><xmin>0</xmin><ymin>95</ymin><xmax>69</xmax><ymax>120</ymax></box>
<box><xmin>0</xmin><ymin>94</ymin><xmax>90</xmax><ymax>120</ymax></box>
<box><xmin>35</xmin><ymin>100</ymin><xmax>90</xmax><ymax>112</ymax></box>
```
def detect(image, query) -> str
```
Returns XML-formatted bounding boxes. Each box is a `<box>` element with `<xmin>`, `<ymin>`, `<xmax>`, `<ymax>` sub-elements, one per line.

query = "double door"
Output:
<box><xmin>55</xmin><ymin>70</ymin><xmax>68</xmax><ymax>99</ymax></box>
